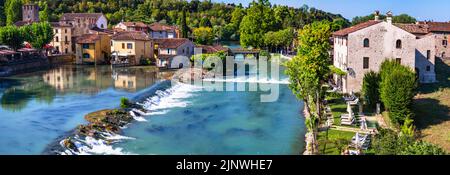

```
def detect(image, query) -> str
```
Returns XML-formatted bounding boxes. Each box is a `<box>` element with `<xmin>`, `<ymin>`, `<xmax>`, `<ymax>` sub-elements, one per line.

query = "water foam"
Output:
<box><xmin>202</xmin><ymin>76</ymin><xmax>290</xmax><ymax>85</ymax></box>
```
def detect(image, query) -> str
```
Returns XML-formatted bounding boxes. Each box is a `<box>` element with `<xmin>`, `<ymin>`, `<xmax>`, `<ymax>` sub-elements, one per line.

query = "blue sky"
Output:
<box><xmin>214</xmin><ymin>0</ymin><xmax>450</xmax><ymax>22</ymax></box>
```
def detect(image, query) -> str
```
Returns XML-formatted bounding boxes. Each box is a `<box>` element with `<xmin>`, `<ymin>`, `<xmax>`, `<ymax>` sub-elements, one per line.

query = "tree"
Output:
<box><xmin>379</xmin><ymin>60</ymin><xmax>417</xmax><ymax>125</ymax></box>
<box><xmin>180</xmin><ymin>7</ymin><xmax>189</xmax><ymax>38</ymax></box>
<box><xmin>199</xmin><ymin>17</ymin><xmax>212</xmax><ymax>27</ymax></box>
<box><xmin>0</xmin><ymin>25</ymin><xmax>24</xmax><ymax>50</ymax></box>
<box><xmin>362</xmin><ymin>71</ymin><xmax>380</xmax><ymax>109</ymax></box>
<box><xmin>192</xmin><ymin>27</ymin><xmax>214</xmax><ymax>45</ymax></box>
<box><xmin>286</xmin><ymin>21</ymin><xmax>333</xmax><ymax>154</ymax></box>
<box><xmin>0</xmin><ymin>0</ymin><xmax>6</xmax><ymax>26</ymax></box>
<box><xmin>22</xmin><ymin>22</ymin><xmax>54</xmax><ymax>51</ymax></box>
<box><xmin>352</xmin><ymin>13</ymin><xmax>416</xmax><ymax>25</ymax></box>
<box><xmin>239</xmin><ymin>0</ymin><xmax>277</xmax><ymax>48</ymax></box>
<box><xmin>400</xmin><ymin>141</ymin><xmax>447</xmax><ymax>155</ymax></box>
<box><xmin>230</xmin><ymin>6</ymin><xmax>245</xmax><ymax>28</ymax></box>
<box><xmin>5</xmin><ymin>0</ymin><xmax>22</xmax><ymax>26</ymax></box>
<box><xmin>39</xmin><ymin>1</ymin><xmax>49</xmax><ymax>22</ymax></box>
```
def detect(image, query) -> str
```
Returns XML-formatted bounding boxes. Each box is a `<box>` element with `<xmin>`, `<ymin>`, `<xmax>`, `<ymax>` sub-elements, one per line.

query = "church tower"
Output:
<box><xmin>22</xmin><ymin>4</ymin><xmax>40</xmax><ymax>22</ymax></box>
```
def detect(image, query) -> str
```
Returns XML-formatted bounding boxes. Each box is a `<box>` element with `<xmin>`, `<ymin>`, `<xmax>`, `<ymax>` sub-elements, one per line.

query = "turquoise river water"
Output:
<box><xmin>0</xmin><ymin>65</ymin><xmax>305</xmax><ymax>155</ymax></box>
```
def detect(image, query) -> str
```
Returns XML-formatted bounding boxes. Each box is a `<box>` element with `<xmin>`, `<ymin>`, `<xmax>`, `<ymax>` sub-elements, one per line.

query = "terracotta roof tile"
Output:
<box><xmin>50</xmin><ymin>22</ymin><xmax>72</xmax><ymax>28</ymax></box>
<box><xmin>426</xmin><ymin>22</ymin><xmax>450</xmax><ymax>32</ymax></box>
<box><xmin>149</xmin><ymin>22</ymin><xmax>178</xmax><ymax>31</ymax></box>
<box><xmin>333</xmin><ymin>20</ymin><xmax>382</xmax><ymax>36</ymax></box>
<box><xmin>155</xmin><ymin>38</ymin><xmax>191</xmax><ymax>49</ymax></box>
<box><xmin>395</xmin><ymin>23</ymin><xmax>429</xmax><ymax>34</ymax></box>
<box><xmin>61</xmin><ymin>13</ymin><xmax>103</xmax><ymax>21</ymax></box>
<box><xmin>121</xmin><ymin>22</ymin><xmax>148</xmax><ymax>28</ymax></box>
<box><xmin>112</xmin><ymin>31</ymin><xmax>151</xmax><ymax>41</ymax></box>
<box><xmin>196</xmin><ymin>45</ymin><xmax>229</xmax><ymax>54</ymax></box>
<box><xmin>76</xmin><ymin>34</ymin><xmax>101</xmax><ymax>44</ymax></box>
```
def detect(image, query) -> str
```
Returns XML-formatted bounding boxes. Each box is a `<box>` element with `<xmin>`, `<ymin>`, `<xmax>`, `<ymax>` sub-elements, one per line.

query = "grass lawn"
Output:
<box><xmin>413</xmin><ymin>58</ymin><xmax>450</xmax><ymax>152</ymax></box>
<box><xmin>318</xmin><ymin>129</ymin><xmax>355</xmax><ymax>155</ymax></box>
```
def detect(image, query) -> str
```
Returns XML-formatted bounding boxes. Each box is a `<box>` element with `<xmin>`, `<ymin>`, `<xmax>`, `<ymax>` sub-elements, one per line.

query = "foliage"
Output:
<box><xmin>192</xmin><ymin>27</ymin><xmax>214</xmax><ymax>45</ymax></box>
<box><xmin>264</xmin><ymin>28</ymin><xmax>294</xmax><ymax>53</ymax></box>
<box><xmin>22</xmin><ymin>22</ymin><xmax>54</xmax><ymax>50</ymax></box>
<box><xmin>0</xmin><ymin>0</ymin><xmax>6</xmax><ymax>26</ymax></box>
<box><xmin>180</xmin><ymin>7</ymin><xmax>189</xmax><ymax>38</ymax></box>
<box><xmin>329</xmin><ymin>65</ymin><xmax>347</xmax><ymax>76</ymax></box>
<box><xmin>372</xmin><ymin>128</ymin><xmax>446</xmax><ymax>155</ymax></box>
<box><xmin>400</xmin><ymin>117</ymin><xmax>415</xmax><ymax>138</ymax></box>
<box><xmin>120</xmin><ymin>97</ymin><xmax>130</xmax><ymax>109</ymax></box>
<box><xmin>5</xmin><ymin>0</ymin><xmax>22</xmax><ymax>26</ymax></box>
<box><xmin>39</xmin><ymin>1</ymin><xmax>49</xmax><ymax>22</ymax></box>
<box><xmin>362</xmin><ymin>71</ymin><xmax>380</xmax><ymax>108</ymax></box>
<box><xmin>379</xmin><ymin>60</ymin><xmax>417</xmax><ymax>125</ymax></box>
<box><xmin>0</xmin><ymin>25</ymin><xmax>24</xmax><ymax>50</ymax></box>
<box><xmin>400</xmin><ymin>141</ymin><xmax>447</xmax><ymax>155</ymax></box>
<box><xmin>352</xmin><ymin>13</ymin><xmax>416</xmax><ymax>25</ymax></box>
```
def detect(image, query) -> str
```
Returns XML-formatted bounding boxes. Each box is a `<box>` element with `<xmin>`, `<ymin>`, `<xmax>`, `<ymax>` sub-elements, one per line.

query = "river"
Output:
<box><xmin>0</xmin><ymin>64</ymin><xmax>305</xmax><ymax>155</ymax></box>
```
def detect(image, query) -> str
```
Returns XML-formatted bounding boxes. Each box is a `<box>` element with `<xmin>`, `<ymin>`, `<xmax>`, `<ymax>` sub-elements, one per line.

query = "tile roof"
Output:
<box><xmin>333</xmin><ymin>20</ymin><xmax>382</xmax><ymax>36</ymax></box>
<box><xmin>196</xmin><ymin>45</ymin><xmax>229</xmax><ymax>54</ymax></box>
<box><xmin>14</xmin><ymin>20</ymin><xmax>35</xmax><ymax>27</ymax></box>
<box><xmin>50</xmin><ymin>22</ymin><xmax>72</xmax><ymax>28</ymax></box>
<box><xmin>395</xmin><ymin>23</ymin><xmax>429</xmax><ymax>35</ymax></box>
<box><xmin>76</xmin><ymin>34</ymin><xmax>101</xmax><ymax>44</ymax></box>
<box><xmin>426</xmin><ymin>22</ymin><xmax>450</xmax><ymax>32</ymax></box>
<box><xmin>155</xmin><ymin>38</ymin><xmax>191</xmax><ymax>49</ymax></box>
<box><xmin>149</xmin><ymin>22</ymin><xmax>178</xmax><ymax>31</ymax></box>
<box><xmin>112</xmin><ymin>31</ymin><xmax>151</xmax><ymax>41</ymax></box>
<box><xmin>60</xmin><ymin>13</ymin><xmax>104</xmax><ymax>21</ymax></box>
<box><xmin>120</xmin><ymin>22</ymin><xmax>148</xmax><ymax>28</ymax></box>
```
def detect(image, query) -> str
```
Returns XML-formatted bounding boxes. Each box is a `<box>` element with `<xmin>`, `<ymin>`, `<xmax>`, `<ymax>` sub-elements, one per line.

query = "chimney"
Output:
<box><xmin>374</xmin><ymin>10</ymin><xmax>380</xmax><ymax>21</ymax></box>
<box><xmin>386</xmin><ymin>11</ymin><xmax>393</xmax><ymax>24</ymax></box>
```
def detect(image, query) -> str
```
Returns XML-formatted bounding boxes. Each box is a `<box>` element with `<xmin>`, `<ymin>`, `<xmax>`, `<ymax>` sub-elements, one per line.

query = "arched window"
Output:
<box><xmin>363</xmin><ymin>38</ymin><xmax>369</xmax><ymax>47</ymax></box>
<box><xmin>396</xmin><ymin>40</ymin><xmax>402</xmax><ymax>49</ymax></box>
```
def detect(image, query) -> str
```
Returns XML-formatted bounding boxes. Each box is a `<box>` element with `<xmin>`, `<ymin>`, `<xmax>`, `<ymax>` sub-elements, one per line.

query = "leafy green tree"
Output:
<box><xmin>286</xmin><ymin>21</ymin><xmax>332</xmax><ymax>154</ymax></box>
<box><xmin>362</xmin><ymin>71</ymin><xmax>380</xmax><ymax>109</ymax></box>
<box><xmin>5</xmin><ymin>0</ymin><xmax>22</xmax><ymax>26</ymax></box>
<box><xmin>379</xmin><ymin>60</ymin><xmax>417</xmax><ymax>125</ymax></box>
<box><xmin>0</xmin><ymin>25</ymin><xmax>24</xmax><ymax>50</ymax></box>
<box><xmin>230</xmin><ymin>6</ymin><xmax>245</xmax><ymax>28</ymax></box>
<box><xmin>393</xmin><ymin>14</ymin><xmax>416</xmax><ymax>24</ymax></box>
<box><xmin>199</xmin><ymin>17</ymin><xmax>212</xmax><ymax>27</ymax></box>
<box><xmin>22</xmin><ymin>22</ymin><xmax>54</xmax><ymax>51</ymax></box>
<box><xmin>352</xmin><ymin>13</ymin><xmax>416</xmax><ymax>25</ymax></box>
<box><xmin>0</xmin><ymin>0</ymin><xmax>6</xmax><ymax>26</ymax></box>
<box><xmin>192</xmin><ymin>27</ymin><xmax>214</xmax><ymax>45</ymax></box>
<box><xmin>39</xmin><ymin>1</ymin><xmax>49</xmax><ymax>22</ymax></box>
<box><xmin>239</xmin><ymin>0</ymin><xmax>277</xmax><ymax>48</ymax></box>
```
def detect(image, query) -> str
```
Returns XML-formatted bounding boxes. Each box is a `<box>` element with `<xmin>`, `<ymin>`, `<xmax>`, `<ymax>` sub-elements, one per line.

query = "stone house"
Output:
<box><xmin>49</xmin><ymin>22</ymin><xmax>73</xmax><ymax>55</ymax></box>
<box><xmin>60</xmin><ymin>13</ymin><xmax>108</xmax><ymax>37</ymax></box>
<box><xmin>114</xmin><ymin>22</ymin><xmax>149</xmax><ymax>33</ymax></box>
<box><xmin>333</xmin><ymin>11</ymin><xmax>437</xmax><ymax>94</ymax></box>
<box><xmin>154</xmin><ymin>38</ymin><xmax>194</xmax><ymax>68</ymax></box>
<box><xmin>148</xmin><ymin>23</ymin><xmax>180</xmax><ymax>39</ymax></box>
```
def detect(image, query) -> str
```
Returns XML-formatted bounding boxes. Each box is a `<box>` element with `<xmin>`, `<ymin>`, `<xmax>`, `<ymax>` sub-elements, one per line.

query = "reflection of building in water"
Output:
<box><xmin>42</xmin><ymin>66</ymin><xmax>113</xmax><ymax>94</ymax></box>
<box><xmin>43</xmin><ymin>67</ymin><xmax>75</xmax><ymax>91</ymax></box>
<box><xmin>112</xmin><ymin>69</ymin><xmax>158</xmax><ymax>92</ymax></box>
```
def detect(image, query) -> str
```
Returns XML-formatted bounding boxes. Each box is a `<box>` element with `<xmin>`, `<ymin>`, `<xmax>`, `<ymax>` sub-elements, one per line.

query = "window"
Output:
<box><xmin>122</xmin><ymin>43</ymin><xmax>125</xmax><ymax>49</ymax></box>
<box><xmin>101</xmin><ymin>24</ymin><xmax>104</xmax><ymax>29</ymax></box>
<box><xmin>65</xmin><ymin>48</ymin><xmax>68</xmax><ymax>54</ymax></box>
<box><xmin>427</xmin><ymin>50</ymin><xmax>431</xmax><ymax>60</ymax></box>
<box><xmin>82</xmin><ymin>44</ymin><xmax>89</xmax><ymax>49</ymax></box>
<box><xmin>167</xmin><ymin>49</ymin><xmax>170</xmax><ymax>54</ymax></box>
<box><xmin>363</xmin><ymin>38</ymin><xmax>369</xmax><ymax>47</ymax></box>
<box><xmin>65</xmin><ymin>36</ymin><xmax>68</xmax><ymax>42</ymax></box>
<box><xmin>396</xmin><ymin>40</ymin><xmax>402</xmax><ymax>49</ymax></box>
<box><xmin>363</xmin><ymin>57</ymin><xmax>369</xmax><ymax>69</ymax></box>
<box><xmin>55</xmin><ymin>37</ymin><xmax>59</xmax><ymax>42</ymax></box>
<box><xmin>443</xmin><ymin>40</ymin><xmax>448</xmax><ymax>46</ymax></box>
<box><xmin>65</xmin><ymin>29</ymin><xmax>67</xmax><ymax>33</ymax></box>
<box><xmin>426</xmin><ymin>66</ymin><xmax>431</xmax><ymax>72</ymax></box>
<box><xmin>127</xmin><ymin>43</ymin><xmax>133</xmax><ymax>49</ymax></box>
<box><xmin>82</xmin><ymin>53</ymin><xmax>90</xmax><ymax>58</ymax></box>
<box><xmin>182</xmin><ymin>49</ymin><xmax>185</xmax><ymax>54</ymax></box>
<box><xmin>55</xmin><ymin>29</ymin><xmax>59</xmax><ymax>33</ymax></box>
<box><xmin>396</xmin><ymin>58</ymin><xmax>401</xmax><ymax>64</ymax></box>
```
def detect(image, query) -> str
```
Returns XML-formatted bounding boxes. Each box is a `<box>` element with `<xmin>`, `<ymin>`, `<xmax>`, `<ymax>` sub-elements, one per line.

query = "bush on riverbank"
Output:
<box><xmin>120</xmin><ymin>97</ymin><xmax>130</xmax><ymax>109</ymax></box>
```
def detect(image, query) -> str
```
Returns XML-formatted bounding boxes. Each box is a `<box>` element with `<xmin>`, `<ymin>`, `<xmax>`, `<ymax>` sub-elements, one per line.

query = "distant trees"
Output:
<box><xmin>180</xmin><ymin>7</ymin><xmax>189</xmax><ymax>38</ymax></box>
<box><xmin>192</xmin><ymin>27</ymin><xmax>214</xmax><ymax>45</ymax></box>
<box><xmin>264</xmin><ymin>28</ymin><xmax>294</xmax><ymax>53</ymax></box>
<box><xmin>39</xmin><ymin>1</ymin><xmax>49</xmax><ymax>22</ymax></box>
<box><xmin>5</xmin><ymin>0</ymin><xmax>22</xmax><ymax>26</ymax></box>
<box><xmin>352</xmin><ymin>13</ymin><xmax>416</xmax><ymax>25</ymax></box>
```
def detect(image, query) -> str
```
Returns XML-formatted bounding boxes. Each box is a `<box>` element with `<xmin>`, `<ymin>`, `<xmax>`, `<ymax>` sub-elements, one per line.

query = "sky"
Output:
<box><xmin>214</xmin><ymin>0</ymin><xmax>450</xmax><ymax>22</ymax></box>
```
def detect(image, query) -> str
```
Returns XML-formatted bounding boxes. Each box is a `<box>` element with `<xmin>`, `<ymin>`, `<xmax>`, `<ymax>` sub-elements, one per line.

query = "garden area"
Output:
<box><xmin>317</xmin><ymin>129</ymin><xmax>355</xmax><ymax>155</ymax></box>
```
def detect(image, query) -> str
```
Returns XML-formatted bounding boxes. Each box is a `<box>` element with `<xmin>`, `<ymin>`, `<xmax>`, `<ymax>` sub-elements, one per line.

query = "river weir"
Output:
<box><xmin>1</xmin><ymin>65</ymin><xmax>305</xmax><ymax>155</ymax></box>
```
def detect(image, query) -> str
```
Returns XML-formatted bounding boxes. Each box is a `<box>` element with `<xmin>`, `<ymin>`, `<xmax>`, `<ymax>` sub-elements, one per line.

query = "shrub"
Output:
<box><xmin>379</xmin><ymin>60</ymin><xmax>417</xmax><ymax>125</ymax></box>
<box><xmin>400</xmin><ymin>141</ymin><xmax>447</xmax><ymax>155</ymax></box>
<box><xmin>362</xmin><ymin>71</ymin><xmax>380</xmax><ymax>108</ymax></box>
<box><xmin>120</xmin><ymin>97</ymin><xmax>130</xmax><ymax>109</ymax></box>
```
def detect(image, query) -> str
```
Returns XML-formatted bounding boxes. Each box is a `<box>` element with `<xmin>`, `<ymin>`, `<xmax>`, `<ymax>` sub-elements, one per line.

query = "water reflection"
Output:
<box><xmin>1</xmin><ymin>65</ymin><xmax>163</xmax><ymax>112</ymax></box>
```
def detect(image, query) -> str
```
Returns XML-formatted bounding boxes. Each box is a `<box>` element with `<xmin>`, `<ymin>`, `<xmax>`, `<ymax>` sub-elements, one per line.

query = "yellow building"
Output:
<box><xmin>111</xmin><ymin>31</ymin><xmax>154</xmax><ymax>65</ymax></box>
<box><xmin>75</xmin><ymin>34</ymin><xmax>111</xmax><ymax>64</ymax></box>
<box><xmin>50</xmin><ymin>22</ymin><xmax>73</xmax><ymax>55</ymax></box>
